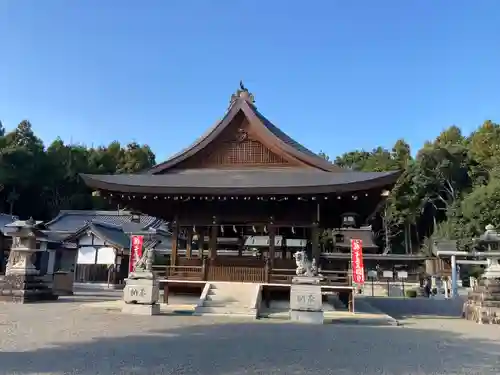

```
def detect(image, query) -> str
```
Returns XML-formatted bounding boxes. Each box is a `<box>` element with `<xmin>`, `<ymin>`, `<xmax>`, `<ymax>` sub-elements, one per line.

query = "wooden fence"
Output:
<box><xmin>207</xmin><ymin>265</ymin><xmax>266</xmax><ymax>283</ymax></box>
<box><xmin>154</xmin><ymin>259</ymin><xmax>351</xmax><ymax>286</ymax></box>
<box><xmin>270</xmin><ymin>268</ymin><xmax>350</xmax><ymax>286</ymax></box>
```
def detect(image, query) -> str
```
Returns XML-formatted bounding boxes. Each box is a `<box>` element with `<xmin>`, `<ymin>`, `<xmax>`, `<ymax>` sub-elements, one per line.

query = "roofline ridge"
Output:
<box><xmin>147</xmin><ymin>102</ymin><xmax>240</xmax><ymax>174</ymax></box>
<box><xmin>45</xmin><ymin>209</ymin><xmax>136</xmax><ymax>227</ymax></box>
<box><xmin>58</xmin><ymin>209</ymin><xmax>133</xmax><ymax>215</ymax></box>
<box><xmin>239</xmin><ymin>100</ymin><xmax>343</xmax><ymax>172</ymax></box>
<box><xmin>90</xmin><ymin>219</ymin><xmax>123</xmax><ymax>230</ymax></box>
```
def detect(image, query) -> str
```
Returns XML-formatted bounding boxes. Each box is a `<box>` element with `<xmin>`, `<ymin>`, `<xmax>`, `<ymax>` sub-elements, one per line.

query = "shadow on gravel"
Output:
<box><xmin>0</xmin><ymin>320</ymin><xmax>499</xmax><ymax>375</ymax></box>
<box><xmin>362</xmin><ymin>296</ymin><xmax>466</xmax><ymax>319</ymax></box>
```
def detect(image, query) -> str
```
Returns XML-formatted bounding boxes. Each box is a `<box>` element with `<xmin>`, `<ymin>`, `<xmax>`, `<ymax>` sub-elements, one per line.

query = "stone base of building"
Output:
<box><xmin>122</xmin><ymin>303</ymin><xmax>160</xmax><ymax>316</ymax></box>
<box><xmin>0</xmin><ymin>274</ymin><xmax>58</xmax><ymax>303</ymax></box>
<box><xmin>463</xmin><ymin>278</ymin><xmax>500</xmax><ymax>324</ymax></box>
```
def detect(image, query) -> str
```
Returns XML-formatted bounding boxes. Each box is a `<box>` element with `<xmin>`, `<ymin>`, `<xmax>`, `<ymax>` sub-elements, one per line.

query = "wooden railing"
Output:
<box><xmin>208</xmin><ymin>265</ymin><xmax>266</xmax><ymax>283</ymax></box>
<box><xmin>270</xmin><ymin>268</ymin><xmax>350</xmax><ymax>286</ymax></box>
<box><xmin>153</xmin><ymin>259</ymin><xmax>350</xmax><ymax>285</ymax></box>
<box><xmin>165</xmin><ymin>266</ymin><xmax>204</xmax><ymax>281</ymax></box>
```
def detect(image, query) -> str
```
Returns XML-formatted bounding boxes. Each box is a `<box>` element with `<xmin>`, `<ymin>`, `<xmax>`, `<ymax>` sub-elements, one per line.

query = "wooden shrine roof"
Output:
<box><xmin>148</xmin><ymin>87</ymin><xmax>339</xmax><ymax>173</ymax></box>
<box><xmin>81</xmin><ymin>83</ymin><xmax>401</xmax><ymax>195</ymax></box>
<box><xmin>81</xmin><ymin>168</ymin><xmax>399</xmax><ymax>195</ymax></box>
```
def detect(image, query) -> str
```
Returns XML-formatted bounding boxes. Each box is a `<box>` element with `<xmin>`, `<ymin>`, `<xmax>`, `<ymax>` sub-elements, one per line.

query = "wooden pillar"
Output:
<box><xmin>196</xmin><ymin>228</ymin><xmax>205</xmax><ymax>258</ymax></box>
<box><xmin>237</xmin><ymin>235</ymin><xmax>244</xmax><ymax>257</ymax></box>
<box><xmin>311</xmin><ymin>222</ymin><xmax>320</xmax><ymax>265</ymax></box>
<box><xmin>170</xmin><ymin>219</ymin><xmax>179</xmax><ymax>266</ymax></box>
<box><xmin>202</xmin><ymin>256</ymin><xmax>208</xmax><ymax>281</ymax></box>
<box><xmin>163</xmin><ymin>282</ymin><xmax>169</xmax><ymax>303</ymax></box>
<box><xmin>268</xmin><ymin>217</ymin><xmax>275</xmax><ymax>269</ymax></box>
<box><xmin>186</xmin><ymin>227</ymin><xmax>193</xmax><ymax>259</ymax></box>
<box><xmin>209</xmin><ymin>216</ymin><xmax>218</xmax><ymax>260</ymax></box>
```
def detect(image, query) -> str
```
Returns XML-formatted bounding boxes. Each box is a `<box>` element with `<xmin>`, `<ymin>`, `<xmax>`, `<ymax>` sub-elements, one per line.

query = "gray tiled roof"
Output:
<box><xmin>45</xmin><ymin>210</ymin><xmax>164</xmax><ymax>233</ymax></box>
<box><xmin>333</xmin><ymin>228</ymin><xmax>378</xmax><ymax>249</ymax></box>
<box><xmin>89</xmin><ymin>221</ymin><xmax>132</xmax><ymax>249</ymax></box>
<box><xmin>64</xmin><ymin>220</ymin><xmax>171</xmax><ymax>251</ymax></box>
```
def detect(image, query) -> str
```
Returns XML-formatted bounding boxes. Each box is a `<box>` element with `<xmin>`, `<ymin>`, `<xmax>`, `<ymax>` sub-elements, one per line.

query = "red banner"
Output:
<box><xmin>351</xmin><ymin>239</ymin><xmax>365</xmax><ymax>285</ymax></box>
<box><xmin>129</xmin><ymin>235</ymin><xmax>144</xmax><ymax>274</ymax></box>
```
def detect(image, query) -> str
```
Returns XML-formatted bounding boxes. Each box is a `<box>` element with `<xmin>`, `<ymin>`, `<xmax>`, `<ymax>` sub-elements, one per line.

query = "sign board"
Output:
<box><xmin>350</xmin><ymin>239</ymin><xmax>365</xmax><ymax>285</ymax></box>
<box><xmin>96</xmin><ymin>247</ymin><xmax>116</xmax><ymax>265</ymax></box>
<box><xmin>397</xmin><ymin>271</ymin><xmax>408</xmax><ymax>279</ymax></box>
<box><xmin>77</xmin><ymin>247</ymin><xmax>97</xmax><ymax>264</ymax></box>
<box><xmin>383</xmin><ymin>270</ymin><xmax>394</xmax><ymax>278</ymax></box>
<box><xmin>128</xmin><ymin>235</ymin><xmax>144</xmax><ymax>274</ymax></box>
<box><xmin>367</xmin><ymin>270</ymin><xmax>377</xmax><ymax>278</ymax></box>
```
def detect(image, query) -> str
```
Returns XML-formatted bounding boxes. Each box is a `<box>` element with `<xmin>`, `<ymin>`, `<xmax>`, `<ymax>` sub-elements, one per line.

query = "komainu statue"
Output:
<box><xmin>293</xmin><ymin>250</ymin><xmax>320</xmax><ymax>277</ymax></box>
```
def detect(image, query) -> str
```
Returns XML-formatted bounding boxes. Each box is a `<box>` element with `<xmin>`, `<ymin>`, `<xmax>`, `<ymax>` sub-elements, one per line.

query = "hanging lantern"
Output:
<box><xmin>220</xmin><ymin>225</ymin><xmax>224</xmax><ymax>234</ymax></box>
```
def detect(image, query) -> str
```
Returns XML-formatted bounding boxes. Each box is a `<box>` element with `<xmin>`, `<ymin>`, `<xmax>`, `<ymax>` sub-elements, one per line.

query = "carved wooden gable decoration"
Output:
<box><xmin>175</xmin><ymin>113</ymin><xmax>298</xmax><ymax>169</ymax></box>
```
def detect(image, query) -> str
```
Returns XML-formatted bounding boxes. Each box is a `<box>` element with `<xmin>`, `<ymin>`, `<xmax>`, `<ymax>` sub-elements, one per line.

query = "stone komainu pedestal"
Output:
<box><xmin>122</xmin><ymin>277</ymin><xmax>160</xmax><ymax>315</ymax></box>
<box><xmin>463</xmin><ymin>278</ymin><xmax>500</xmax><ymax>324</ymax></box>
<box><xmin>0</xmin><ymin>218</ymin><xmax>58</xmax><ymax>303</ymax></box>
<box><xmin>289</xmin><ymin>276</ymin><xmax>324</xmax><ymax>324</ymax></box>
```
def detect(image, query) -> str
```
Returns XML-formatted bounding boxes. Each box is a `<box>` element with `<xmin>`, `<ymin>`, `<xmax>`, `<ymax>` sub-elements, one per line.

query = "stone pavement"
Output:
<box><xmin>81</xmin><ymin>295</ymin><xmax>398</xmax><ymax>325</ymax></box>
<box><xmin>1</xmin><ymin>298</ymin><xmax>500</xmax><ymax>374</ymax></box>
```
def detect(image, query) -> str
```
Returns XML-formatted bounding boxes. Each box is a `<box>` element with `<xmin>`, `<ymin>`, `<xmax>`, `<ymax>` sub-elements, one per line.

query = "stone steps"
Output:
<box><xmin>194</xmin><ymin>282</ymin><xmax>260</xmax><ymax>318</ymax></box>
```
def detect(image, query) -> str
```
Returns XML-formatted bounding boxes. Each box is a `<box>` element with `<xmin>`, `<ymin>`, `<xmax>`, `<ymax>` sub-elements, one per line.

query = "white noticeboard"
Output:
<box><xmin>397</xmin><ymin>271</ymin><xmax>408</xmax><ymax>279</ymax></box>
<box><xmin>383</xmin><ymin>270</ymin><xmax>394</xmax><ymax>278</ymax></box>
<box><xmin>367</xmin><ymin>270</ymin><xmax>377</xmax><ymax>278</ymax></box>
<box><xmin>77</xmin><ymin>247</ymin><xmax>97</xmax><ymax>264</ymax></box>
<box><xmin>96</xmin><ymin>247</ymin><xmax>116</xmax><ymax>265</ymax></box>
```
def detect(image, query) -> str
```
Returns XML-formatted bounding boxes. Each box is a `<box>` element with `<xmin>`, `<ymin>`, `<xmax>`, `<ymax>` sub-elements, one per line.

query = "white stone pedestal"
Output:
<box><xmin>122</xmin><ymin>276</ymin><xmax>160</xmax><ymax>316</ymax></box>
<box><xmin>290</xmin><ymin>276</ymin><xmax>324</xmax><ymax>324</ymax></box>
<box><xmin>123</xmin><ymin>278</ymin><xmax>159</xmax><ymax>304</ymax></box>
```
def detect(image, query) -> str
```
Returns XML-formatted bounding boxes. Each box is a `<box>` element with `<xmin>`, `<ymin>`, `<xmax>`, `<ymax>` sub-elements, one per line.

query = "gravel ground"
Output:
<box><xmin>0</xmin><ymin>299</ymin><xmax>499</xmax><ymax>375</ymax></box>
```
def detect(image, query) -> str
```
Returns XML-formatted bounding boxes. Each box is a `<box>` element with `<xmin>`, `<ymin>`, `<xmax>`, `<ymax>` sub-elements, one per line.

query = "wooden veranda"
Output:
<box><xmin>153</xmin><ymin>256</ymin><xmax>350</xmax><ymax>286</ymax></box>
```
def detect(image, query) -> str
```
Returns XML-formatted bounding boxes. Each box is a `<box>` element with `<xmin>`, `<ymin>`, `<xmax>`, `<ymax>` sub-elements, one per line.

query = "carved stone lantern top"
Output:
<box><xmin>5</xmin><ymin>217</ymin><xmax>46</xmax><ymax>252</ymax></box>
<box><xmin>474</xmin><ymin>224</ymin><xmax>500</xmax><ymax>251</ymax></box>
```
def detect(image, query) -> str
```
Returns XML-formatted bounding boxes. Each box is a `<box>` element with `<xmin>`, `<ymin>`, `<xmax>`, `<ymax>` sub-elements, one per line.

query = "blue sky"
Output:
<box><xmin>0</xmin><ymin>1</ymin><xmax>499</xmax><ymax>161</ymax></box>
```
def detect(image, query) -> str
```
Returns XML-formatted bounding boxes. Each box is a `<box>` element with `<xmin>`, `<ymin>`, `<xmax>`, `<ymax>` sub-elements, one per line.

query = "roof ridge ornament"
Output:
<box><xmin>230</xmin><ymin>80</ymin><xmax>255</xmax><ymax>106</ymax></box>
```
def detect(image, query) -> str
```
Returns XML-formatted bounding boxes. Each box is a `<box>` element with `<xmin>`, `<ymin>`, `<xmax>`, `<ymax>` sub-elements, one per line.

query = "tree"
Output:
<box><xmin>0</xmin><ymin>120</ymin><xmax>156</xmax><ymax>219</ymax></box>
<box><xmin>0</xmin><ymin>113</ymin><xmax>500</xmax><ymax>260</ymax></box>
<box><xmin>318</xmin><ymin>151</ymin><xmax>330</xmax><ymax>162</ymax></box>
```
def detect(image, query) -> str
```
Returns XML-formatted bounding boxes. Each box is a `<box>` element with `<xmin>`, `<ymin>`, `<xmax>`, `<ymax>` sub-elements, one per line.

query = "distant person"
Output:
<box><xmin>424</xmin><ymin>279</ymin><xmax>431</xmax><ymax>298</ymax></box>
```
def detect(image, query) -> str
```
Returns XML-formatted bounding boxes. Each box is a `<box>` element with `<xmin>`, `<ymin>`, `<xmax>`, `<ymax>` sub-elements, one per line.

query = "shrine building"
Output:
<box><xmin>81</xmin><ymin>83</ymin><xmax>401</xmax><ymax>286</ymax></box>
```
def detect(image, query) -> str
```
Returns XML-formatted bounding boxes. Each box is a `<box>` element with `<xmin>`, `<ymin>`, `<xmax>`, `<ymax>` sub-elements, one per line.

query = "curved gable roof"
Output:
<box><xmin>148</xmin><ymin>97</ymin><xmax>342</xmax><ymax>174</ymax></box>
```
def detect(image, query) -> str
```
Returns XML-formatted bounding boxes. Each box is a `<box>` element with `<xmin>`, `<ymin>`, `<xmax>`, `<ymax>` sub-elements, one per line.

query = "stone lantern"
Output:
<box><xmin>463</xmin><ymin>224</ymin><xmax>500</xmax><ymax>323</ymax></box>
<box><xmin>0</xmin><ymin>217</ymin><xmax>58</xmax><ymax>303</ymax></box>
